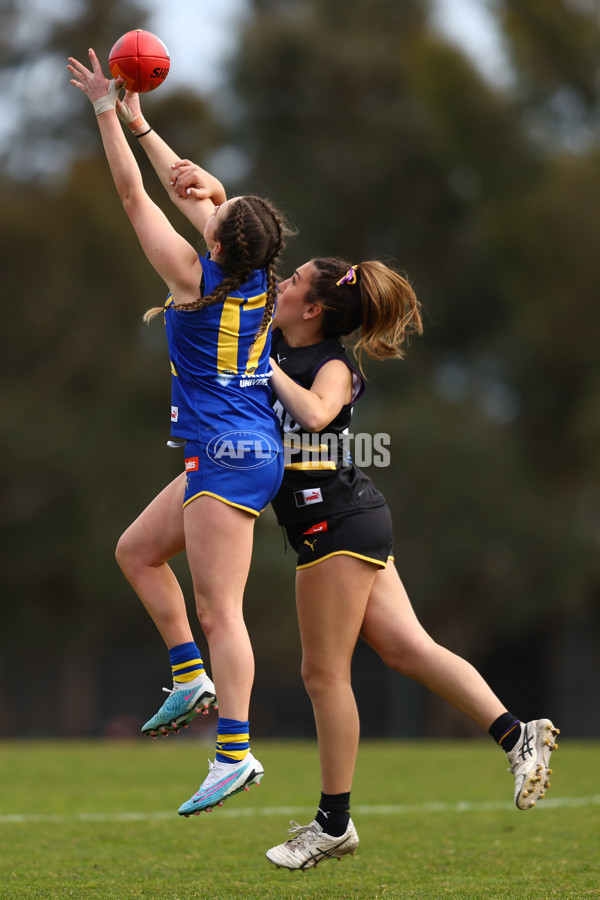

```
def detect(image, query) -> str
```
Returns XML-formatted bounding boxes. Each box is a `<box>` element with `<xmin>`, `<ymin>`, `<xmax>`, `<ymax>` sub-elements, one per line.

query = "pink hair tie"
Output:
<box><xmin>336</xmin><ymin>265</ymin><xmax>359</xmax><ymax>287</ymax></box>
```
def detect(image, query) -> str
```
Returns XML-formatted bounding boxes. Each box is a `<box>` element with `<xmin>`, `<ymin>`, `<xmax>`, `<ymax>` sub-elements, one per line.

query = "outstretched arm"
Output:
<box><xmin>116</xmin><ymin>90</ymin><xmax>226</xmax><ymax>234</ymax></box>
<box><xmin>67</xmin><ymin>49</ymin><xmax>201</xmax><ymax>304</ymax></box>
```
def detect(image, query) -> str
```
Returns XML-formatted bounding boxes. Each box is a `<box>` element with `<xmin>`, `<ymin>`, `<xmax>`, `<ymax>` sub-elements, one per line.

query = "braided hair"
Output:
<box><xmin>176</xmin><ymin>196</ymin><xmax>285</xmax><ymax>342</ymax></box>
<box><xmin>306</xmin><ymin>258</ymin><xmax>423</xmax><ymax>368</ymax></box>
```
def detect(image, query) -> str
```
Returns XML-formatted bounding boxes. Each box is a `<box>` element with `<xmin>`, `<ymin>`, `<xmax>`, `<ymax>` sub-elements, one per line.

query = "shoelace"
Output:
<box><xmin>284</xmin><ymin>821</ymin><xmax>319</xmax><ymax>848</ymax></box>
<box><xmin>161</xmin><ymin>685</ymin><xmax>196</xmax><ymax>701</ymax></box>
<box><xmin>192</xmin><ymin>759</ymin><xmax>225</xmax><ymax>798</ymax></box>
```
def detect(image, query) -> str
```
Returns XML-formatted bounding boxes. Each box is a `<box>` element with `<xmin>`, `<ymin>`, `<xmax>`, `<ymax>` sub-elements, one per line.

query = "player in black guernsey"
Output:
<box><xmin>264</xmin><ymin>257</ymin><xmax>559</xmax><ymax>871</ymax></box>
<box><xmin>270</xmin><ymin>327</ymin><xmax>389</xmax><ymax>563</ymax></box>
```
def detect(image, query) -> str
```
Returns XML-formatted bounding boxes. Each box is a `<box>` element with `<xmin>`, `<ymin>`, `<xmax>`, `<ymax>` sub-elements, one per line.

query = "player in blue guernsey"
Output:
<box><xmin>68</xmin><ymin>51</ymin><xmax>286</xmax><ymax>814</ymax></box>
<box><xmin>164</xmin><ymin>254</ymin><xmax>280</xmax><ymax>446</ymax></box>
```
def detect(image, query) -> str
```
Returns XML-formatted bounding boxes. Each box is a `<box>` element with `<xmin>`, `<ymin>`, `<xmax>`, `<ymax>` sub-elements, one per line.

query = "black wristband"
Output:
<box><xmin>134</xmin><ymin>127</ymin><xmax>153</xmax><ymax>138</ymax></box>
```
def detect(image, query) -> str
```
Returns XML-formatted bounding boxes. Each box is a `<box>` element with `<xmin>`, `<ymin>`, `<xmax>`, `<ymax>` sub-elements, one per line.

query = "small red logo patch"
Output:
<box><xmin>185</xmin><ymin>457</ymin><xmax>199</xmax><ymax>472</ymax></box>
<box><xmin>305</xmin><ymin>490</ymin><xmax>321</xmax><ymax>502</ymax></box>
<box><xmin>304</xmin><ymin>521</ymin><xmax>328</xmax><ymax>535</ymax></box>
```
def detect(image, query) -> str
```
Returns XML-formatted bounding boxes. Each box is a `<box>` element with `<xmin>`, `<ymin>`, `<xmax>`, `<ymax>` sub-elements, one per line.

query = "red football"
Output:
<box><xmin>108</xmin><ymin>29</ymin><xmax>170</xmax><ymax>93</ymax></box>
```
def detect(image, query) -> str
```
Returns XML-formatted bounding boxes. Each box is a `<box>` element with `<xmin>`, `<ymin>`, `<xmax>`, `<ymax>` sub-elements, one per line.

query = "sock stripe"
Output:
<box><xmin>217</xmin><ymin>733</ymin><xmax>250</xmax><ymax>745</ymax></box>
<box><xmin>498</xmin><ymin>723</ymin><xmax>519</xmax><ymax>746</ymax></box>
<box><xmin>216</xmin><ymin>748</ymin><xmax>249</xmax><ymax>762</ymax></box>
<box><xmin>172</xmin><ymin>659</ymin><xmax>204</xmax><ymax>673</ymax></box>
<box><xmin>174</xmin><ymin>670</ymin><xmax>205</xmax><ymax>683</ymax></box>
<box><xmin>169</xmin><ymin>643</ymin><xmax>205</xmax><ymax>684</ymax></box>
<box><xmin>215</xmin><ymin>718</ymin><xmax>250</xmax><ymax>764</ymax></box>
<box><xmin>217</xmin><ymin>719</ymin><xmax>249</xmax><ymax>734</ymax></box>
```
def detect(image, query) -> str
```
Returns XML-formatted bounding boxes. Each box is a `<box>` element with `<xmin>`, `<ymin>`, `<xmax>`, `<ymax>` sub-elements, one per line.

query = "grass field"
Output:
<box><xmin>1</xmin><ymin>737</ymin><xmax>598</xmax><ymax>899</ymax></box>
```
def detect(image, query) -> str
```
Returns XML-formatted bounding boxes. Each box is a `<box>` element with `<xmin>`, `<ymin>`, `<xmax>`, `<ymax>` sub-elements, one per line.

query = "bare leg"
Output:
<box><xmin>184</xmin><ymin>496</ymin><xmax>256</xmax><ymax>722</ymax></box>
<box><xmin>296</xmin><ymin>556</ymin><xmax>379</xmax><ymax>794</ymax></box>
<box><xmin>115</xmin><ymin>472</ymin><xmax>194</xmax><ymax>649</ymax></box>
<box><xmin>360</xmin><ymin>563</ymin><xmax>506</xmax><ymax>730</ymax></box>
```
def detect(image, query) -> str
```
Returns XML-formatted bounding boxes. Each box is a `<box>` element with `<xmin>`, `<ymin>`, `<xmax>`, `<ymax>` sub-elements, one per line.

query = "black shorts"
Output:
<box><xmin>284</xmin><ymin>503</ymin><xmax>394</xmax><ymax>570</ymax></box>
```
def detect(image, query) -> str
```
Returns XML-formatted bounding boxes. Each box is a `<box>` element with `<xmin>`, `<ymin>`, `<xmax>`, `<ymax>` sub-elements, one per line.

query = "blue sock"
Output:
<box><xmin>215</xmin><ymin>717</ymin><xmax>250</xmax><ymax>764</ymax></box>
<box><xmin>169</xmin><ymin>641</ymin><xmax>205</xmax><ymax>685</ymax></box>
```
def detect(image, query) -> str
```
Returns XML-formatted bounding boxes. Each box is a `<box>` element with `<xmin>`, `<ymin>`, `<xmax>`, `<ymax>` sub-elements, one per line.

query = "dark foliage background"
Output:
<box><xmin>1</xmin><ymin>0</ymin><xmax>599</xmax><ymax>739</ymax></box>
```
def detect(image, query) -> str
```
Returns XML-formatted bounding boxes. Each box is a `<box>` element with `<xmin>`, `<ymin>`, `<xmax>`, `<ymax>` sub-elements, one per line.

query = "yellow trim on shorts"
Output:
<box><xmin>183</xmin><ymin>491</ymin><xmax>260</xmax><ymax>517</ymax></box>
<box><xmin>296</xmin><ymin>551</ymin><xmax>393</xmax><ymax>571</ymax></box>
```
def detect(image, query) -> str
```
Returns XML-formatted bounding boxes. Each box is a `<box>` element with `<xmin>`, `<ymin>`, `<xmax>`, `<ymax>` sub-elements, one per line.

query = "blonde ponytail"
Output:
<box><xmin>308</xmin><ymin>258</ymin><xmax>423</xmax><ymax>370</ymax></box>
<box><xmin>353</xmin><ymin>260</ymin><xmax>422</xmax><ymax>362</ymax></box>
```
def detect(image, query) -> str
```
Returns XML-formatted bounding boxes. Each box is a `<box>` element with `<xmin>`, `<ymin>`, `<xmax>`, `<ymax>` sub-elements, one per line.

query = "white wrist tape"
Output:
<box><xmin>93</xmin><ymin>79</ymin><xmax>120</xmax><ymax>117</ymax></box>
<box><xmin>116</xmin><ymin>99</ymin><xmax>147</xmax><ymax>133</ymax></box>
<box><xmin>117</xmin><ymin>99</ymin><xmax>134</xmax><ymax>125</ymax></box>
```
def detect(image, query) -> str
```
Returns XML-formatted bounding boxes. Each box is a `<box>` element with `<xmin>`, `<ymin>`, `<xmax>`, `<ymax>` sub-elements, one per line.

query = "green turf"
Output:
<box><xmin>1</xmin><ymin>738</ymin><xmax>598</xmax><ymax>899</ymax></box>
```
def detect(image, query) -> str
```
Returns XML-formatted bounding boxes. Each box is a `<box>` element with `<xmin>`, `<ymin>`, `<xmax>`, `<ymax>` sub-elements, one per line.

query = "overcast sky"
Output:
<box><xmin>143</xmin><ymin>0</ymin><xmax>510</xmax><ymax>92</ymax></box>
<box><xmin>142</xmin><ymin>0</ymin><xmax>249</xmax><ymax>92</ymax></box>
<box><xmin>0</xmin><ymin>0</ymin><xmax>509</xmax><ymax>178</ymax></box>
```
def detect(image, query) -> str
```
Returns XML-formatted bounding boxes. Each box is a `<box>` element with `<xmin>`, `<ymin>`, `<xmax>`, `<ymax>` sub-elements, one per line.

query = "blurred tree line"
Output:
<box><xmin>1</xmin><ymin>0</ymin><xmax>599</xmax><ymax>738</ymax></box>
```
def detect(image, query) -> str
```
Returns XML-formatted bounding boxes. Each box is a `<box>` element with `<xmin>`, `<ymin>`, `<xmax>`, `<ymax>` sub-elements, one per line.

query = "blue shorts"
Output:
<box><xmin>182</xmin><ymin>438</ymin><xmax>283</xmax><ymax>516</ymax></box>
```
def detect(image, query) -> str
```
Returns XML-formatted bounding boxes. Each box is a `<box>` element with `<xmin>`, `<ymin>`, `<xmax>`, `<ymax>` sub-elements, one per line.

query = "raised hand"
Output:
<box><xmin>67</xmin><ymin>48</ymin><xmax>124</xmax><ymax>114</ymax></box>
<box><xmin>171</xmin><ymin>159</ymin><xmax>225</xmax><ymax>202</ymax></box>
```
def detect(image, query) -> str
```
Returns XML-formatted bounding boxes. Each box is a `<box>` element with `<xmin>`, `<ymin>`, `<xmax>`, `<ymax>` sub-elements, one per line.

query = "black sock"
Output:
<box><xmin>315</xmin><ymin>791</ymin><xmax>351</xmax><ymax>837</ymax></box>
<box><xmin>489</xmin><ymin>712</ymin><xmax>522</xmax><ymax>752</ymax></box>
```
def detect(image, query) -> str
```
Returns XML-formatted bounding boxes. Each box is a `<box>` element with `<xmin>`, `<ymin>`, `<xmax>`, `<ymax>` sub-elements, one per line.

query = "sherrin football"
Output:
<box><xmin>108</xmin><ymin>29</ymin><xmax>170</xmax><ymax>93</ymax></box>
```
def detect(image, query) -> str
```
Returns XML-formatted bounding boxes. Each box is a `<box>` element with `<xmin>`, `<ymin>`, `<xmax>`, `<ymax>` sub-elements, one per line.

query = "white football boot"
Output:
<box><xmin>266</xmin><ymin>818</ymin><xmax>359</xmax><ymax>870</ymax></box>
<box><xmin>506</xmin><ymin>718</ymin><xmax>560</xmax><ymax>809</ymax></box>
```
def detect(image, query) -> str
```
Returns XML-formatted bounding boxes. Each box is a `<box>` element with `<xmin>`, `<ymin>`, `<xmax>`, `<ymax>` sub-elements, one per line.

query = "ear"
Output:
<box><xmin>211</xmin><ymin>239</ymin><xmax>224</xmax><ymax>258</ymax></box>
<box><xmin>303</xmin><ymin>303</ymin><xmax>323</xmax><ymax>322</ymax></box>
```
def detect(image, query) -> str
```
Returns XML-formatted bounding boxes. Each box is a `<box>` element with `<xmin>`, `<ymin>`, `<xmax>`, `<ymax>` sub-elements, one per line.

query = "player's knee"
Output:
<box><xmin>115</xmin><ymin>530</ymin><xmax>132</xmax><ymax>573</ymax></box>
<box><xmin>381</xmin><ymin>637</ymin><xmax>436</xmax><ymax>679</ymax></box>
<box><xmin>115</xmin><ymin>527</ymin><xmax>145</xmax><ymax>574</ymax></box>
<box><xmin>301</xmin><ymin>659</ymin><xmax>343</xmax><ymax>698</ymax></box>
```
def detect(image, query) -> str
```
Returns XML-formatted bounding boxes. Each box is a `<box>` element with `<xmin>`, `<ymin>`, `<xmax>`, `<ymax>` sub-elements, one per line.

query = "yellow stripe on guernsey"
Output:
<box><xmin>164</xmin><ymin>296</ymin><xmax>179</xmax><ymax>376</ymax></box>
<box><xmin>283</xmin><ymin>437</ymin><xmax>337</xmax><ymax>471</ymax></box>
<box><xmin>217</xmin><ymin>293</ymin><xmax>269</xmax><ymax>377</ymax></box>
<box><xmin>285</xmin><ymin>461</ymin><xmax>337</xmax><ymax>470</ymax></box>
<box><xmin>245</xmin><ymin>293</ymin><xmax>270</xmax><ymax>373</ymax></box>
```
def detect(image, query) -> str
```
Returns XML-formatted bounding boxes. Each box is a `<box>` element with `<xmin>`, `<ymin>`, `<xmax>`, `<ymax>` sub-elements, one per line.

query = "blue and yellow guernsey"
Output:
<box><xmin>164</xmin><ymin>253</ymin><xmax>281</xmax><ymax>448</ymax></box>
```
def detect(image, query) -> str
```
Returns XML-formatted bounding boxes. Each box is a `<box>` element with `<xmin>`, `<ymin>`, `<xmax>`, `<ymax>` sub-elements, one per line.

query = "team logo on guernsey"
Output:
<box><xmin>206</xmin><ymin>430</ymin><xmax>280</xmax><ymax>470</ymax></box>
<box><xmin>216</xmin><ymin>370</ymin><xmax>236</xmax><ymax>387</ymax></box>
<box><xmin>171</xmin><ymin>405</ymin><xmax>179</xmax><ymax>422</ymax></box>
<box><xmin>185</xmin><ymin>457</ymin><xmax>199</xmax><ymax>472</ymax></box>
<box><xmin>294</xmin><ymin>488</ymin><xmax>323</xmax><ymax>508</ymax></box>
<box><xmin>303</xmin><ymin>520</ymin><xmax>328</xmax><ymax>534</ymax></box>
